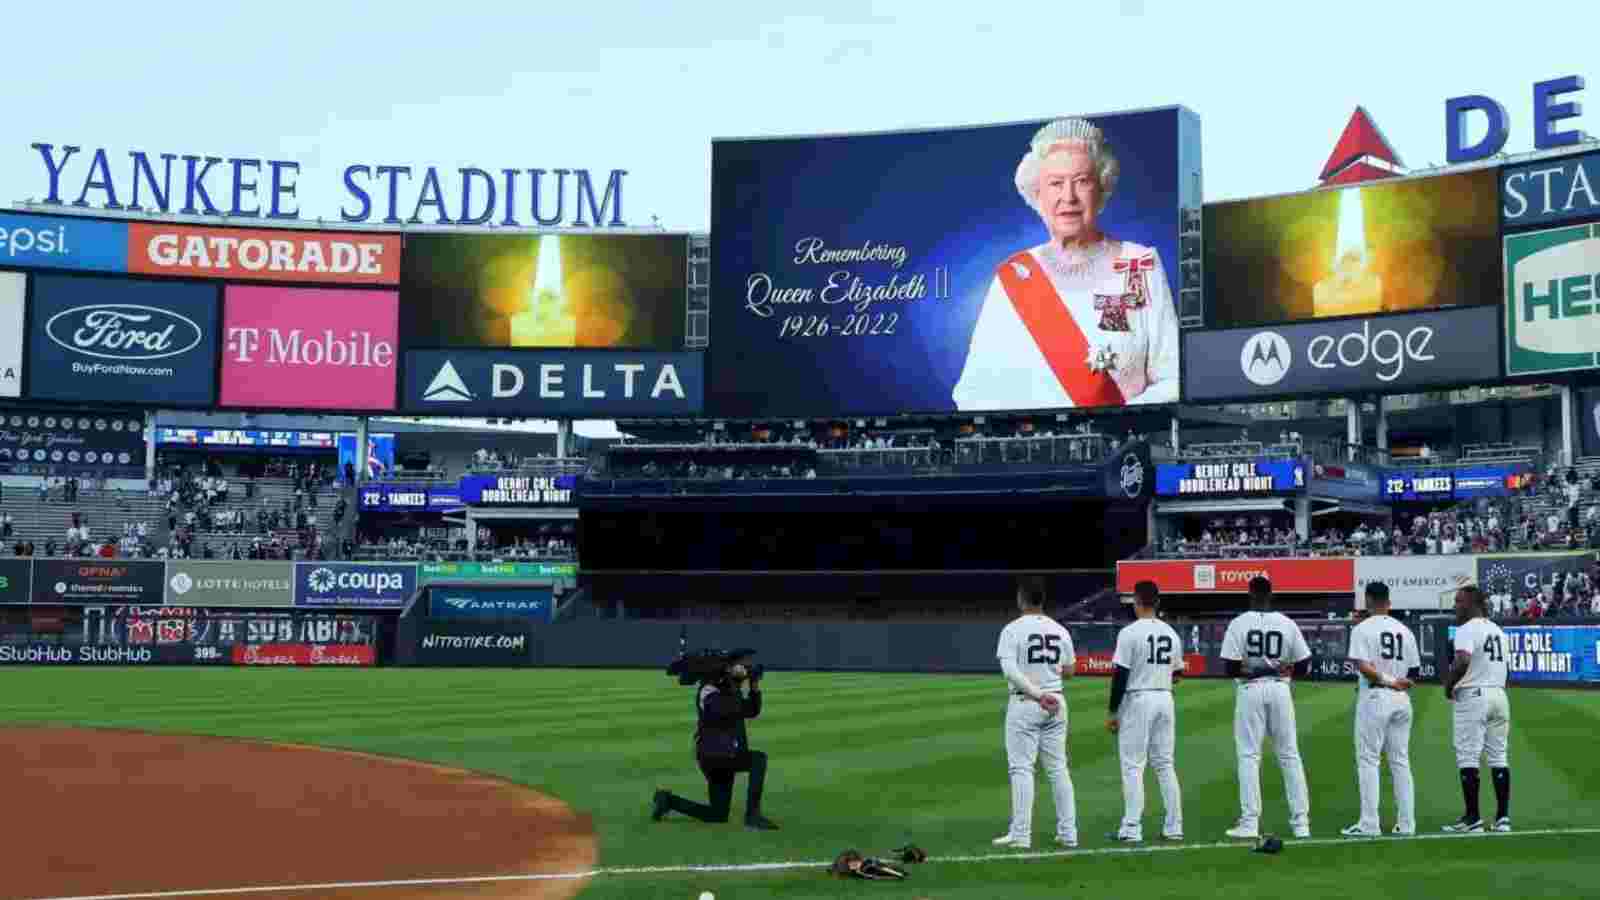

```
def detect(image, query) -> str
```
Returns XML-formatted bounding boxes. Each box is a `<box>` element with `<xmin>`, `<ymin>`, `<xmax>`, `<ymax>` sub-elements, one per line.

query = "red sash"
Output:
<box><xmin>995</xmin><ymin>252</ymin><xmax>1125</xmax><ymax>408</ymax></box>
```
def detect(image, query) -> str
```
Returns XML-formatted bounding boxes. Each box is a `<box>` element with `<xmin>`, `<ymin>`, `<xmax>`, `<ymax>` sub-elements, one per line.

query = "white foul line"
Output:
<box><xmin>25</xmin><ymin>827</ymin><xmax>1600</xmax><ymax>900</ymax></box>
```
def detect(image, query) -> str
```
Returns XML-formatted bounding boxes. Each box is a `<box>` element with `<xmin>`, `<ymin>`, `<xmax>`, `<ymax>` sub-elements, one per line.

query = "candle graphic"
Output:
<box><xmin>1312</xmin><ymin>185</ymin><xmax>1383</xmax><ymax>318</ymax></box>
<box><xmin>510</xmin><ymin>235</ymin><xmax>576</xmax><ymax>346</ymax></box>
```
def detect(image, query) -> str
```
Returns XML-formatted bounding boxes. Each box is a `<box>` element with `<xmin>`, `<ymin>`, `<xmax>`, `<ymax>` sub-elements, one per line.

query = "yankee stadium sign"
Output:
<box><xmin>28</xmin><ymin>143</ymin><xmax>627</xmax><ymax>227</ymax></box>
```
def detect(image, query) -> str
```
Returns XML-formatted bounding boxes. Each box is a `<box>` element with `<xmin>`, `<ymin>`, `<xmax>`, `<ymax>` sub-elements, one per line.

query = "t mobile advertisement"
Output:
<box><xmin>219</xmin><ymin>284</ymin><xmax>398</xmax><ymax>411</ymax></box>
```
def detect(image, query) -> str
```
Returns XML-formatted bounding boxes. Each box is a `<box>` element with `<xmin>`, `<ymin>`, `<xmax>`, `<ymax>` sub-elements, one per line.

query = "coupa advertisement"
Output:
<box><xmin>293</xmin><ymin>562</ymin><xmax>416</xmax><ymax>609</ymax></box>
<box><xmin>709</xmin><ymin>107</ymin><xmax>1199</xmax><ymax>417</ymax></box>
<box><xmin>26</xmin><ymin>272</ymin><xmax>220</xmax><ymax>406</ymax></box>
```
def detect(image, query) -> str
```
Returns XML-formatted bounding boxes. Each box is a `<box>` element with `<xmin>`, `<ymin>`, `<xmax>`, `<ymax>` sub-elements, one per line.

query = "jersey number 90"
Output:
<box><xmin>1245</xmin><ymin>629</ymin><xmax>1283</xmax><ymax>660</ymax></box>
<box><xmin>1027</xmin><ymin>634</ymin><xmax>1062</xmax><ymax>665</ymax></box>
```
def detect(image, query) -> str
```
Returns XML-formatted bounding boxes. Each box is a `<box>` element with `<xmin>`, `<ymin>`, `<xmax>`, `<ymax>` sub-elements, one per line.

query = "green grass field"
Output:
<box><xmin>3</xmin><ymin>668</ymin><xmax>1597</xmax><ymax>899</ymax></box>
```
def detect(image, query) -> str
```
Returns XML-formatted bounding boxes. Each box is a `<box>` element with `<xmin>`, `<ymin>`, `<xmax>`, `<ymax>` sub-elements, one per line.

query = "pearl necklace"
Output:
<box><xmin>1039</xmin><ymin>239</ymin><xmax>1113</xmax><ymax>279</ymax></box>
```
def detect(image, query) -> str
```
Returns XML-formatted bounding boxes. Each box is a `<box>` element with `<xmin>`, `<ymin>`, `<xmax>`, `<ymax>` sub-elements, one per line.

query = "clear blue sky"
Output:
<box><xmin>4</xmin><ymin>1</ymin><xmax>1596</xmax><ymax>230</ymax></box>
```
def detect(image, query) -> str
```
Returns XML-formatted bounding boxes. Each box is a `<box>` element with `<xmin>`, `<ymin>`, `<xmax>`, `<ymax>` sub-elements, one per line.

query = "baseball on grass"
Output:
<box><xmin>698</xmin><ymin>893</ymin><xmax>715</xmax><ymax>900</ymax></box>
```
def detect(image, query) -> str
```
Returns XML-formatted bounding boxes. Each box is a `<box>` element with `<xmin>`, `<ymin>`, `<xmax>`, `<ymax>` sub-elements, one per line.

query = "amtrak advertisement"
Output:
<box><xmin>26</xmin><ymin>273</ymin><xmax>219</xmax><ymax>406</ymax></box>
<box><xmin>1182</xmin><ymin>306</ymin><xmax>1501</xmax><ymax>402</ymax></box>
<box><xmin>708</xmin><ymin>107</ymin><xmax>1199</xmax><ymax>417</ymax></box>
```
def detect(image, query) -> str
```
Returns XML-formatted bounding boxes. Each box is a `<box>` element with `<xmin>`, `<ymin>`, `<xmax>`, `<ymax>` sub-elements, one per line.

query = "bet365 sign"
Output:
<box><xmin>1504</xmin><ymin>223</ymin><xmax>1600</xmax><ymax>376</ymax></box>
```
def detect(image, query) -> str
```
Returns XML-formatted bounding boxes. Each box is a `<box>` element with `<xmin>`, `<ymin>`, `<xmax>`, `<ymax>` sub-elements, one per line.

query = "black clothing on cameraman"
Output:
<box><xmin>656</xmin><ymin>676</ymin><xmax>776</xmax><ymax>828</ymax></box>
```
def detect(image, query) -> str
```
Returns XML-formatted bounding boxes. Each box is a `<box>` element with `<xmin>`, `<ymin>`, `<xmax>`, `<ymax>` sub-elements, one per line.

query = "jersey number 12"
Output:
<box><xmin>1146</xmin><ymin>634</ymin><xmax>1173</xmax><ymax>665</ymax></box>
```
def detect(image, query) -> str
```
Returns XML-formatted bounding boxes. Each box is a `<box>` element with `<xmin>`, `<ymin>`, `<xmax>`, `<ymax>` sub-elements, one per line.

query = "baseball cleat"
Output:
<box><xmin>1225</xmin><ymin>824</ymin><xmax>1260</xmax><ymax>840</ymax></box>
<box><xmin>1056</xmin><ymin>837</ymin><xmax>1078</xmax><ymax>849</ymax></box>
<box><xmin>1392</xmin><ymin>825</ymin><xmax>1416</xmax><ymax>836</ymax></box>
<box><xmin>1105</xmin><ymin>832</ymin><xmax>1142</xmax><ymax>843</ymax></box>
<box><xmin>1292</xmin><ymin>826</ymin><xmax>1312</xmax><ymax>839</ymax></box>
<box><xmin>992</xmin><ymin>834</ymin><xmax>1029</xmax><ymax>849</ymax></box>
<box><xmin>650</xmin><ymin>789</ymin><xmax>671</xmax><ymax>822</ymax></box>
<box><xmin>1162</xmin><ymin>832</ymin><xmax>1184</xmax><ymax>842</ymax></box>
<box><xmin>1492</xmin><ymin>818</ymin><xmax>1512</xmax><ymax>833</ymax></box>
<box><xmin>744</xmin><ymin>814</ymin><xmax>779</xmax><ymax>831</ymax></box>
<box><xmin>1442</xmin><ymin>817</ymin><xmax>1484</xmax><ymax>834</ymax></box>
<box><xmin>1340</xmin><ymin>824</ymin><xmax>1380</xmax><ymax>837</ymax></box>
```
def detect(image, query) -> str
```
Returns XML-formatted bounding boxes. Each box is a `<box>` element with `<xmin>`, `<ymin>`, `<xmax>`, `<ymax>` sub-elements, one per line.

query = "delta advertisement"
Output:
<box><xmin>219</xmin><ymin>285</ymin><xmax>399</xmax><ymax>410</ymax></box>
<box><xmin>0</xmin><ymin>409</ymin><xmax>144</xmax><ymax>473</ymax></box>
<box><xmin>1503</xmin><ymin>222</ymin><xmax>1600</xmax><ymax>377</ymax></box>
<box><xmin>1205</xmin><ymin>168</ymin><xmax>1501</xmax><ymax>327</ymax></box>
<box><xmin>708</xmin><ymin>107</ymin><xmax>1200</xmax><ymax>417</ymax></box>
<box><xmin>399</xmin><ymin>233</ymin><xmax>687</xmax><ymax>350</ymax></box>
<box><xmin>293</xmin><ymin>561</ymin><xmax>416</xmax><ymax>609</ymax></box>
<box><xmin>0</xmin><ymin>212</ymin><xmax>128</xmax><ymax>272</ymax></box>
<box><xmin>0</xmin><ymin>272</ymin><xmax>21</xmax><ymax>398</ymax></box>
<box><xmin>1154</xmin><ymin>458</ymin><xmax>1303</xmax><ymax>497</ymax></box>
<box><xmin>126</xmin><ymin>223</ymin><xmax>401</xmax><ymax>285</ymax></box>
<box><xmin>401</xmin><ymin>349</ymin><xmax>704</xmax><ymax>417</ymax></box>
<box><xmin>1182</xmin><ymin>306</ymin><xmax>1501</xmax><ymax>403</ymax></box>
<box><xmin>26</xmin><ymin>273</ymin><xmax>220</xmax><ymax>406</ymax></box>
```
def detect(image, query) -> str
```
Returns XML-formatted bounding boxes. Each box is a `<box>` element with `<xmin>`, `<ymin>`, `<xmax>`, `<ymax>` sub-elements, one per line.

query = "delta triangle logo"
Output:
<box><xmin>423</xmin><ymin>361</ymin><xmax>473</xmax><ymax>402</ymax></box>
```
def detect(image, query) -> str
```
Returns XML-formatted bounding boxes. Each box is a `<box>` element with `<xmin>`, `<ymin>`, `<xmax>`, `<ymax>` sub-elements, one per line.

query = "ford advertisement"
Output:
<box><xmin>26</xmin><ymin>273</ymin><xmax>219</xmax><ymax>406</ymax></box>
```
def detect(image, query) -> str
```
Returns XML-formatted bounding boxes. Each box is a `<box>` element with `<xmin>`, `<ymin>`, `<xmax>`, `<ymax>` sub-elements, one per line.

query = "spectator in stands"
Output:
<box><xmin>0</xmin><ymin>512</ymin><xmax>11</xmax><ymax>539</ymax></box>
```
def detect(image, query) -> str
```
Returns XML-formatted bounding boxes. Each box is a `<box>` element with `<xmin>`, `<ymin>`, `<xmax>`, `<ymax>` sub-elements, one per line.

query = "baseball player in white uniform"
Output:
<box><xmin>993</xmin><ymin>576</ymin><xmax>1078</xmax><ymax>849</ymax></box>
<box><xmin>1105</xmin><ymin>580</ymin><xmax>1184</xmax><ymax>843</ymax></box>
<box><xmin>1341</xmin><ymin>582</ymin><xmax>1420</xmax><ymax>837</ymax></box>
<box><xmin>1220</xmin><ymin>575</ymin><xmax>1313</xmax><ymax>840</ymax></box>
<box><xmin>1441</xmin><ymin>585</ymin><xmax>1512</xmax><ymax>833</ymax></box>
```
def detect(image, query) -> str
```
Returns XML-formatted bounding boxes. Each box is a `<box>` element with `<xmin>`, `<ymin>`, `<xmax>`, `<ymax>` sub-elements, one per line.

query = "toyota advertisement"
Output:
<box><xmin>401</xmin><ymin>349</ymin><xmax>704</xmax><ymax>417</ymax></box>
<box><xmin>26</xmin><ymin>273</ymin><xmax>220</xmax><ymax>406</ymax></box>
<box><xmin>1115</xmin><ymin>558</ymin><xmax>1355</xmax><ymax>595</ymax></box>
<box><xmin>293</xmin><ymin>561</ymin><xmax>416</xmax><ymax>609</ymax></box>
<box><xmin>220</xmin><ymin>285</ymin><xmax>399</xmax><ymax>411</ymax></box>
<box><xmin>708</xmin><ymin>107</ymin><xmax>1199</xmax><ymax>418</ymax></box>
<box><xmin>1181</xmin><ymin>306</ymin><xmax>1501</xmax><ymax>403</ymax></box>
<box><xmin>1205</xmin><ymin>168</ymin><xmax>1500</xmax><ymax>327</ymax></box>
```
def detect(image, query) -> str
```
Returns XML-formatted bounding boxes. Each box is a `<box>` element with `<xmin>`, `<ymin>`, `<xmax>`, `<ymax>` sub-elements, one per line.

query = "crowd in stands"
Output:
<box><xmin>152</xmin><ymin>461</ymin><xmax>343</xmax><ymax>560</ymax></box>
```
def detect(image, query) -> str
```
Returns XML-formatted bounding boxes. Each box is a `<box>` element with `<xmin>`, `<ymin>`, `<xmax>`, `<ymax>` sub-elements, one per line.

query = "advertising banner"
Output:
<box><xmin>0</xmin><ymin>559</ymin><xmax>32</xmax><ymax>604</ymax></box>
<box><xmin>1477</xmin><ymin>552</ymin><xmax>1593</xmax><ymax>600</ymax></box>
<box><xmin>0</xmin><ymin>409</ymin><xmax>144</xmax><ymax>472</ymax></box>
<box><xmin>709</xmin><ymin>108</ymin><xmax>1198</xmax><ymax>417</ymax></box>
<box><xmin>1501</xmin><ymin>150</ymin><xmax>1600</xmax><ymax>229</ymax></box>
<box><xmin>1154</xmin><ymin>458</ymin><xmax>1304</xmax><ymax>497</ymax></box>
<box><xmin>27</xmin><ymin>273</ymin><xmax>220</xmax><ymax>406</ymax></box>
<box><xmin>1503</xmin><ymin>222</ymin><xmax>1600</xmax><ymax>377</ymax></box>
<box><xmin>428</xmin><ymin>587</ymin><xmax>552</xmax><ymax>620</ymax></box>
<box><xmin>1354</xmin><ymin>556</ymin><xmax>1476</xmax><ymax>610</ymax></box>
<box><xmin>402</xmin><ymin>349</ymin><xmax>704</xmax><ymax>417</ymax></box>
<box><xmin>219</xmin><ymin>285</ymin><xmax>398</xmax><ymax>410</ymax></box>
<box><xmin>0</xmin><ymin>643</ymin><xmax>220</xmax><ymax>666</ymax></box>
<box><xmin>337</xmin><ymin>432</ymin><xmax>396</xmax><ymax>481</ymax></box>
<box><xmin>33</xmin><ymin>559</ymin><xmax>164</xmax><ymax>604</ymax></box>
<box><xmin>0</xmin><ymin>272</ymin><xmax>22</xmax><ymax>398</ymax></box>
<box><xmin>357</xmin><ymin>482</ymin><xmax>462</xmax><ymax>512</ymax></box>
<box><xmin>1116</xmin><ymin>558</ymin><xmax>1354</xmax><ymax>595</ymax></box>
<box><xmin>413</xmin><ymin>621</ymin><xmax>534</xmax><ymax>667</ymax></box>
<box><xmin>293</xmin><ymin>561</ymin><xmax>416</xmax><ymax>609</ymax></box>
<box><xmin>399</xmin><ymin>233</ymin><xmax>687</xmax><ymax>350</ymax></box>
<box><xmin>1182</xmin><ymin>306</ymin><xmax>1500</xmax><ymax>402</ymax></box>
<box><xmin>1500</xmin><ymin>626</ymin><xmax>1600</xmax><ymax>683</ymax></box>
<box><xmin>163</xmin><ymin>560</ymin><xmax>293</xmax><ymax>608</ymax></box>
<box><xmin>1073</xmin><ymin>650</ymin><xmax>1205</xmax><ymax>677</ymax></box>
<box><xmin>0</xmin><ymin>212</ymin><xmax>127</xmax><ymax>272</ymax></box>
<box><xmin>457</xmin><ymin>473</ymin><xmax>576</xmax><ymax>506</ymax></box>
<box><xmin>419</xmin><ymin>561</ymin><xmax>577</xmax><ymax>582</ymax></box>
<box><xmin>1307</xmin><ymin>461</ymin><xmax>1379</xmax><ymax>502</ymax></box>
<box><xmin>231</xmin><ymin>643</ymin><xmax>377</xmax><ymax>666</ymax></box>
<box><xmin>1454</xmin><ymin>466</ymin><xmax>1534</xmax><ymax>499</ymax></box>
<box><xmin>1205</xmin><ymin>168</ymin><xmax>1500</xmax><ymax>327</ymax></box>
<box><xmin>156</xmin><ymin>427</ymin><xmax>337</xmax><ymax>450</ymax></box>
<box><xmin>1383</xmin><ymin>469</ymin><xmax>1457</xmax><ymax>502</ymax></box>
<box><xmin>126</xmin><ymin>223</ymin><xmax>401</xmax><ymax>285</ymax></box>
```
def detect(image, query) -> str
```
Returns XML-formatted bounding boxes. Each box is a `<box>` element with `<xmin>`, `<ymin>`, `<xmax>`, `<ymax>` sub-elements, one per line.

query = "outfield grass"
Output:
<box><xmin>3</xmin><ymin>668</ymin><xmax>1597</xmax><ymax>899</ymax></box>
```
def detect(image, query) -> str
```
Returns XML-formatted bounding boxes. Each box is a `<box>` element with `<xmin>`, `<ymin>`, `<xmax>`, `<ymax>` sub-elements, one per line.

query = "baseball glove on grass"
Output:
<box><xmin>894</xmin><ymin>844</ymin><xmax>929</xmax><ymax>864</ymax></box>
<box><xmin>828</xmin><ymin>850</ymin><xmax>908</xmax><ymax>879</ymax></box>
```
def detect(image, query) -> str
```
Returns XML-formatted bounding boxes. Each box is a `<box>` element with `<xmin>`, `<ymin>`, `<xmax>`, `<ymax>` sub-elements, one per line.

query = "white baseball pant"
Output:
<box><xmin>1452</xmin><ymin>687</ymin><xmax>1511</xmax><ymax>769</ymax></box>
<box><xmin>1234</xmin><ymin>680</ymin><xmax>1310</xmax><ymax>831</ymax></box>
<box><xmin>1005</xmin><ymin>693</ymin><xmax>1077</xmax><ymax>844</ymax></box>
<box><xmin>1354</xmin><ymin>689</ymin><xmax>1414</xmax><ymax>833</ymax></box>
<box><xmin>1117</xmin><ymin>690</ymin><xmax>1182</xmax><ymax>840</ymax></box>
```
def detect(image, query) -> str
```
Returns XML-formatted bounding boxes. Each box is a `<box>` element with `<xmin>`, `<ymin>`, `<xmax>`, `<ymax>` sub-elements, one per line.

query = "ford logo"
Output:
<box><xmin>45</xmin><ymin>304</ymin><xmax>203</xmax><ymax>361</ymax></box>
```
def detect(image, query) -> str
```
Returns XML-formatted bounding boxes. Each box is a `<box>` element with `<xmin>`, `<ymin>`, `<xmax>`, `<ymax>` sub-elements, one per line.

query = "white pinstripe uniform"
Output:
<box><xmin>996</xmin><ymin>615</ymin><xmax>1077</xmax><ymax>847</ymax></box>
<box><xmin>1221</xmin><ymin>610</ymin><xmax>1312</xmax><ymax>836</ymax></box>
<box><xmin>1346</xmin><ymin>614</ymin><xmax>1419</xmax><ymax>834</ymax></box>
<box><xmin>1111</xmin><ymin>617</ymin><xmax>1184</xmax><ymax>841</ymax></box>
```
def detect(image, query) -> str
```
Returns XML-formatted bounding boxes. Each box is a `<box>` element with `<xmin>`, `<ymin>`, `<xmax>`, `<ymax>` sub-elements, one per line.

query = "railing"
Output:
<box><xmin>1176</xmin><ymin>440</ymin><xmax>1303</xmax><ymax>462</ymax></box>
<box><xmin>952</xmin><ymin>434</ymin><xmax>1109</xmax><ymax>466</ymax></box>
<box><xmin>465</xmin><ymin>459</ymin><xmax>589</xmax><ymax>476</ymax></box>
<box><xmin>0</xmin><ymin>464</ymin><xmax>148</xmax><ymax>480</ymax></box>
<box><xmin>1460</xmin><ymin>443</ymin><xmax>1544</xmax><ymax>465</ymax></box>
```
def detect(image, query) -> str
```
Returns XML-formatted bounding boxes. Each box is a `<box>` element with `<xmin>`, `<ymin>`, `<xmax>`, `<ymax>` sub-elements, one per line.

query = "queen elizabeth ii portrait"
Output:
<box><xmin>952</xmin><ymin>118</ymin><xmax>1180</xmax><ymax>410</ymax></box>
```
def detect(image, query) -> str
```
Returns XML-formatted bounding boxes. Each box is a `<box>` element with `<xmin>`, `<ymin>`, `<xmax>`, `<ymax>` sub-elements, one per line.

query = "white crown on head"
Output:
<box><xmin>1029</xmin><ymin>117</ymin><xmax>1103</xmax><ymax>153</ymax></box>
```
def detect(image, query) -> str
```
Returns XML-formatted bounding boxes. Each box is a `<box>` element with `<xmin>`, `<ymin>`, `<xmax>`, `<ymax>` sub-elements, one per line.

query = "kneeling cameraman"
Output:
<box><xmin>652</xmin><ymin>649</ymin><xmax>778</xmax><ymax>830</ymax></box>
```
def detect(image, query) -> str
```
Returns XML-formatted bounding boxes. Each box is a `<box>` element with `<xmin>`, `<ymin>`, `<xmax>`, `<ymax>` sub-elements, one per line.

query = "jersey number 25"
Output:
<box><xmin>1027</xmin><ymin>634</ymin><xmax>1062</xmax><ymax>665</ymax></box>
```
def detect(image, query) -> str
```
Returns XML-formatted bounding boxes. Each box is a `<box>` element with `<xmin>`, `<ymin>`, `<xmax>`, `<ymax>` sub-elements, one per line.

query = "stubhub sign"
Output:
<box><xmin>402</xmin><ymin>349</ymin><xmax>703</xmax><ymax>417</ymax></box>
<box><xmin>0</xmin><ymin>213</ymin><xmax>126</xmax><ymax>272</ymax></box>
